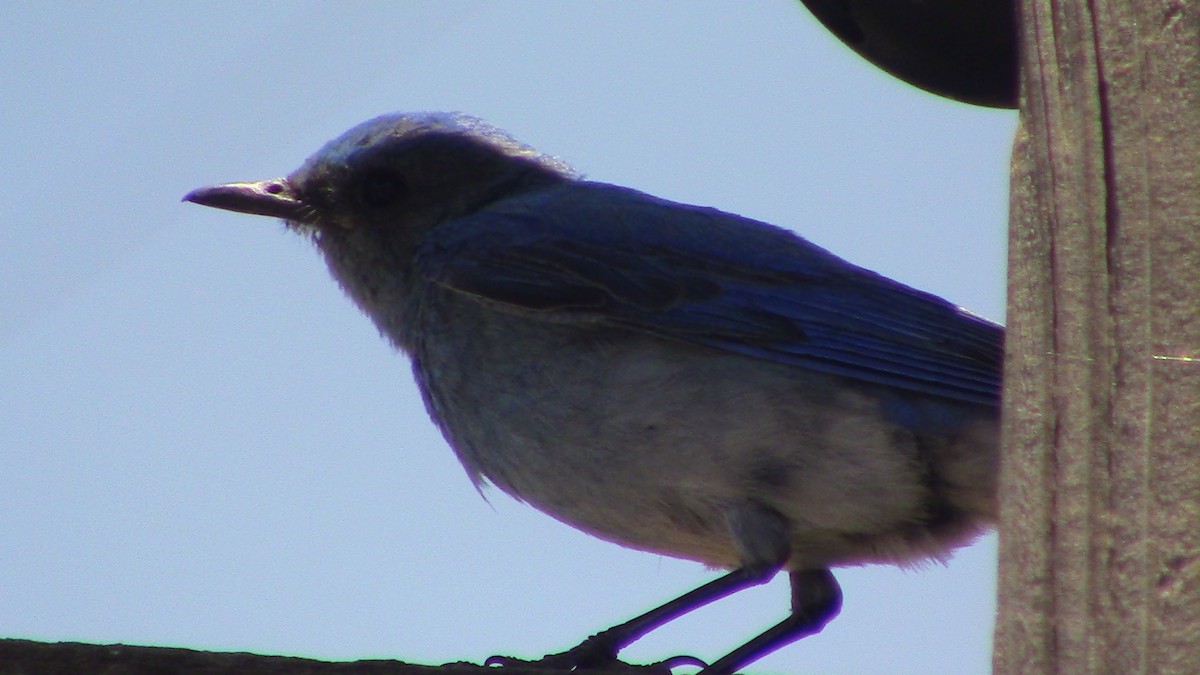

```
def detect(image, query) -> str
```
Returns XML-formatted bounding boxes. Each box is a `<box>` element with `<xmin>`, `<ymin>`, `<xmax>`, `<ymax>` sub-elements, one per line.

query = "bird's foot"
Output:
<box><xmin>485</xmin><ymin>632</ymin><xmax>619</xmax><ymax>670</ymax></box>
<box><xmin>486</xmin><ymin>633</ymin><xmax>701</xmax><ymax>673</ymax></box>
<box><xmin>651</xmin><ymin>654</ymin><xmax>709</xmax><ymax>671</ymax></box>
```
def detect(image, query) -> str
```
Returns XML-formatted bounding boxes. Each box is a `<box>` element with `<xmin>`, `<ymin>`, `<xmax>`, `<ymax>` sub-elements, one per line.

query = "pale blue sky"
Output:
<box><xmin>1</xmin><ymin>3</ymin><xmax>1016</xmax><ymax>674</ymax></box>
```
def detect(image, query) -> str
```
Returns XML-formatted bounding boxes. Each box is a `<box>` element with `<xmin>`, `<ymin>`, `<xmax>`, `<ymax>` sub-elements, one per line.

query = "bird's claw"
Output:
<box><xmin>652</xmin><ymin>654</ymin><xmax>709</xmax><ymax>671</ymax></box>
<box><xmin>485</xmin><ymin>649</ymin><xmax>704</xmax><ymax>674</ymax></box>
<box><xmin>484</xmin><ymin>633</ymin><xmax>625</xmax><ymax>670</ymax></box>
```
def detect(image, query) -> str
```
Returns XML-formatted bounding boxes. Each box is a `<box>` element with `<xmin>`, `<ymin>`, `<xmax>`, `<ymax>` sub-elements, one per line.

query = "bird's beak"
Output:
<box><xmin>183</xmin><ymin>179</ymin><xmax>306</xmax><ymax>221</ymax></box>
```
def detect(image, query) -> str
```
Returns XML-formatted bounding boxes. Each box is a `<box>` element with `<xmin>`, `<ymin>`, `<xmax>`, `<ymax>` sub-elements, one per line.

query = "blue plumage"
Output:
<box><xmin>420</xmin><ymin>182</ymin><xmax>1002</xmax><ymax>405</ymax></box>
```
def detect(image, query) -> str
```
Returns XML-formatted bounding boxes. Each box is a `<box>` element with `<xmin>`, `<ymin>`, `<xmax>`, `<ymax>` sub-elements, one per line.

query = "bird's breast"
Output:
<box><xmin>409</xmin><ymin>288</ymin><xmax>997</xmax><ymax>569</ymax></box>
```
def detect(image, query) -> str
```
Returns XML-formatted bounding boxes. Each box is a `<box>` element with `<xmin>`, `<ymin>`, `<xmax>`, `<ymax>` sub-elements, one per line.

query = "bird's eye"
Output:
<box><xmin>357</xmin><ymin>169</ymin><xmax>405</xmax><ymax>209</ymax></box>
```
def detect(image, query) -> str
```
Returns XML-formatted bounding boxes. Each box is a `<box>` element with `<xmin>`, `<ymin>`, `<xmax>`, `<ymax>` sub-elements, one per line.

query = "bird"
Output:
<box><xmin>184</xmin><ymin>112</ymin><xmax>1002</xmax><ymax>674</ymax></box>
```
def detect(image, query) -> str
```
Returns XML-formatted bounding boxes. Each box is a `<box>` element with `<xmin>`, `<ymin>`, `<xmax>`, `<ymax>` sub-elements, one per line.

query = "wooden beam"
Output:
<box><xmin>996</xmin><ymin>0</ymin><xmax>1200</xmax><ymax>671</ymax></box>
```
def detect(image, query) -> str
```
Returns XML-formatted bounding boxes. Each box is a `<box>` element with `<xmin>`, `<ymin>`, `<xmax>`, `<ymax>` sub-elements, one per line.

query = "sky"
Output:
<box><xmin>0</xmin><ymin>3</ymin><xmax>1016</xmax><ymax>674</ymax></box>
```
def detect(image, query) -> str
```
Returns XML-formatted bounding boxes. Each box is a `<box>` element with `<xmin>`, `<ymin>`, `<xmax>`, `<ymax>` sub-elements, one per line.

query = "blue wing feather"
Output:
<box><xmin>417</xmin><ymin>182</ymin><xmax>1003</xmax><ymax>406</ymax></box>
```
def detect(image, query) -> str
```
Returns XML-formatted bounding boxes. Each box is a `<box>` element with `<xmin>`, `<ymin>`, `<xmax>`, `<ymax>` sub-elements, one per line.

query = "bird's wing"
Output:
<box><xmin>416</xmin><ymin>183</ymin><xmax>1003</xmax><ymax>406</ymax></box>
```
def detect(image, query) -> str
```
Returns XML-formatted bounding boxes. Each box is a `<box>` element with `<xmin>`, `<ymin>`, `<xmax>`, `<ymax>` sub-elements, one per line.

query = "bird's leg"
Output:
<box><xmin>487</xmin><ymin>563</ymin><xmax>781</xmax><ymax>670</ymax></box>
<box><xmin>697</xmin><ymin>569</ymin><xmax>842</xmax><ymax>675</ymax></box>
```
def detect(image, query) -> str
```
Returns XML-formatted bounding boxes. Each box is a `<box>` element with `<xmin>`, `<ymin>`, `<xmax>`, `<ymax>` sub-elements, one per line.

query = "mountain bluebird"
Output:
<box><xmin>185</xmin><ymin>112</ymin><xmax>1002</xmax><ymax>674</ymax></box>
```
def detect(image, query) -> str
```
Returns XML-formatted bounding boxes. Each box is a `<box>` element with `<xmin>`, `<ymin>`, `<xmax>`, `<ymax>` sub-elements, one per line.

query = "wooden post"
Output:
<box><xmin>996</xmin><ymin>0</ymin><xmax>1200</xmax><ymax>672</ymax></box>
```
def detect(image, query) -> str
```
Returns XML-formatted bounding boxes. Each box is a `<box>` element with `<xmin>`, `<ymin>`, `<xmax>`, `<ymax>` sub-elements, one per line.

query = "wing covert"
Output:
<box><xmin>416</xmin><ymin>183</ymin><xmax>1003</xmax><ymax>405</ymax></box>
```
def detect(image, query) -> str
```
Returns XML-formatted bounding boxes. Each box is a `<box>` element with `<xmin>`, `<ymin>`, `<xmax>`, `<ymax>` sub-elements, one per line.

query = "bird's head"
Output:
<box><xmin>186</xmin><ymin>111</ymin><xmax>575</xmax><ymax>243</ymax></box>
<box><xmin>184</xmin><ymin>112</ymin><xmax>576</xmax><ymax>342</ymax></box>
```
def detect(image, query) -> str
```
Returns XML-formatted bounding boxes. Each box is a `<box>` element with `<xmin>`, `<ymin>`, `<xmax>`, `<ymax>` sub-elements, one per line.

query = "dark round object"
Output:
<box><xmin>799</xmin><ymin>0</ymin><xmax>1018</xmax><ymax>109</ymax></box>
